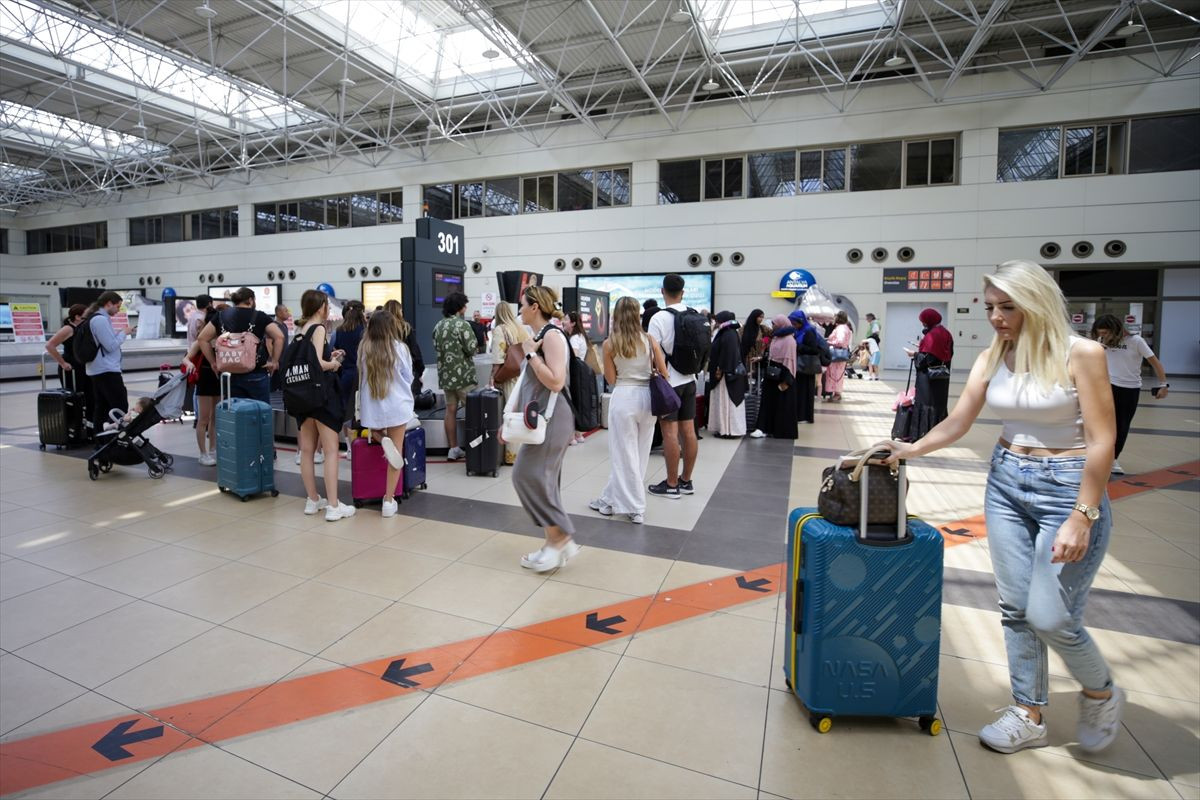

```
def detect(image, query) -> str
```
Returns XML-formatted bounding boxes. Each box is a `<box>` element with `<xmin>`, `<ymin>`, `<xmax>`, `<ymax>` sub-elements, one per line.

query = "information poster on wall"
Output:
<box><xmin>479</xmin><ymin>291</ymin><xmax>499</xmax><ymax>319</ymax></box>
<box><xmin>136</xmin><ymin>305</ymin><xmax>163</xmax><ymax>339</ymax></box>
<box><xmin>10</xmin><ymin>303</ymin><xmax>46</xmax><ymax>343</ymax></box>
<box><xmin>882</xmin><ymin>268</ymin><xmax>955</xmax><ymax>293</ymax></box>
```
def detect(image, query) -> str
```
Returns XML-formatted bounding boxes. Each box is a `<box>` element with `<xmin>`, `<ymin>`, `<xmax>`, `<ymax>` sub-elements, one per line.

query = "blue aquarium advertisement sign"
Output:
<box><xmin>774</xmin><ymin>269</ymin><xmax>816</xmax><ymax>298</ymax></box>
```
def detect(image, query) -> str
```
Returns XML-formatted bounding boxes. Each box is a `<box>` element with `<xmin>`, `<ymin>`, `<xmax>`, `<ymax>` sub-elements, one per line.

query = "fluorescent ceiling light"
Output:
<box><xmin>482</xmin><ymin>48</ymin><xmax>500</xmax><ymax>59</ymax></box>
<box><xmin>1115</xmin><ymin>20</ymin><xmax>1144</xmax><ymax>37</ymax></box>
<box><xmin>671</xmin><ymin>7</ymin><xmax>692</xmax><ymax>23</ymax></box>
<box><xmin>338</xmin><ymin>76</ymin><xmax>356</xmax><ymax>88</ymax></box>
<box><xmin>702</xmin><ymin>78</ymin><xmax>719</xmax><ymax>91</ymax></box>
<box><xmin>549</xmin><ymin>103</ymin><xmax>566</xmax><ymax>113</ymax></box>
<box><xmin>193</xmin><ymin>2</ymin><xmax>218</xmax><ymax>19</ymax></box>
<box><xmin>884</xmin><ymin>54</ymin><xmax>906</xmax><ymax>67</ymax></box>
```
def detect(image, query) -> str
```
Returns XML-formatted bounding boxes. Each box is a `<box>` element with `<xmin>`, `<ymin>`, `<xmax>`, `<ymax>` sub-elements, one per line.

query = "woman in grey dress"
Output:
<box><xmin>510</xmin><ymin>285</ymin><xmax>579</xmax><ymax>572</ymax></box>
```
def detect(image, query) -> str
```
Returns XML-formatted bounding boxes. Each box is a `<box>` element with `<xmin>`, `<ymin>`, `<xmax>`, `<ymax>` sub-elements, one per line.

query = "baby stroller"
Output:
<box><xmin>87</xmin><ymin>370</ymin><xmax>187</xmax><ymax>480</ymax></box>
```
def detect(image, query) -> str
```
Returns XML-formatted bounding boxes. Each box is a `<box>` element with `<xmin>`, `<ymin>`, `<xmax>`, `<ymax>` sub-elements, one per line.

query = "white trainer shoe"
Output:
<box><xmin>749</xmin><ymin>430</ymin><xmax>766</xmax><ymax>439</ymax></box>
<box><xmin>381</xmin><ymin>498</ymin><xmax>399</xmax><ymax>518</ymax></box>
<box><xmin>520</xmin><ymin>539</ymin><xmax>580</xmax><ymax>572</ymax></box>
<box><xmin>303</xmin><ymin>496</ymin><xmax>328</xmax><ymax>515</ymax></box>
<box><xmin>979</xmin><ymin>706</ymin><xmax>1049</xmax><ymax>754</ymax></box>
<box><xmin>314</xmin><ymin>450</ymin><xmax>325</xmax><ymax>464</ymax></box>
<box><xmin>628</xmin><ymin>513</ymin><xmax>644</xmax><ymax>524</ymax></box>
<box><xmin>325</xmin><ymin>502</ymin><xmax>356</xmax><ymax>522</ymax></box>
<box><xmin>294</xmin><ymin>451</ymin><xmax>302</xmax><ymax>465</ymax></box>
<box><xmin>1109</xmin><ymin>460</ymin><xmax>1125</xmax><ymax>475</ymax></box>
<box><xmin>198</xmin><ymin>453</ymin><xmax>217</xmax><ymax>466</ymax></box>
<box><xmin>588</xmin><ymin>499</ymin><xmax>613</xmax><ymax>516</ymax></box>
<box><xmin>447</xmin><ymin>446</ymin><xmax>466</xmax><ymax>461</ymax></box>
<box><xmin>1077</xmin><ymin>687</ymin><xmax>1124</xmax><ymax>753</ymax></box>
<box><xmin>381</xmin><ymin>437</ymin><xmax>404</xmax><ymax>470</ymax></box>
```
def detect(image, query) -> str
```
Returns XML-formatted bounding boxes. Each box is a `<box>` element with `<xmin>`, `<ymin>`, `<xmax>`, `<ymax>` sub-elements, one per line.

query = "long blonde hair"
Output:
<box><xmin>493</xmin><ymin>300</ymin><xmax>529</xmax><ymax>347</ymax></box>
<box><xmin>359</xmin><ymin>311</ymin><xmax>400</xmax><ymax>400</ymax></box>
<box><xmin>983</xmin><ymin>260</ymin><xmax>1073</xmax><ymax>391</ymax></box>
<box><xmin>382</xmin><ymin>299</ymin><xmax>412</xmax><ymax>340</ymax></box>
<box><xmin>608</xmin><ymin>296</ymin><xmax>646</xmax><ymax>359</ymax></box>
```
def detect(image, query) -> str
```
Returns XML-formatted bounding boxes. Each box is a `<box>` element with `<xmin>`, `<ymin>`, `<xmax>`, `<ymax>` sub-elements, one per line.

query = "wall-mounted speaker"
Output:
<box><xmin>372</xmin><ymin>266</ymin><xmax>382</xmax><ymax>276</ymax></box>
<box><xmin>1040</xmin><ymin>242</ymin><xmax>1061</xmax><ymax>259</ymax></box>
<box><xmin>571</xmin><ymin>257</ymin><xmax>584</xmax><ymax>270</ymax></box>
<box><xmin>360</xmin><ymin>267</ymin><xmax>369</xmax><ymax>277</ymax></box>
<box><xmin>155</xmin><ymin>276</ymin><xmax>161</xmax><ymax>285</ymax></box>
<box><xmin>897</xmin><ymin>246</ymin><xmax>915</xmax><ymax>262</ymax></box>
<box><xmin>207</xmin><ymin>273</ymin><xmax>215</xmax><ymax>282</ymax></box>
<box><xmin>1072</xmin><ymin>241</ymin><xmax>1094</xmax><ymax>258</ymax></box>
<box><xmin>470</xmin><ymin>262</ymin><xmax>482</xmax><ymax>274</ymax></box>
<box><xmin>871</xmin><ymin>247</ymin><xmax>888</xmax><ymax>263</ymax></box>
<box><xmin>1104</xmin><ymin>240</ymin><xmax>1127</xmax><ymax>257</ymax></box>
<box><xmin>730</xmin><ymin>251</ymin><xmax>745</xmax><ymax>266</ymax></box>
<box><xmin>267</xmin><ymin>271</ymin><xmax>276</xmax><ymax>281</ymax></box>
<box><xmin>709</xmin><ymin>252</ymin><xmax>723</xmax><ymax>267</ymax></box>
<box><xmin>100</xmin><ymin>278</ymin><xmax>107</xmax><ymax>287</ymax></box>
<box><xmin>589</xmin><ymin>257</ymin><xmax>602</xmax><ymax>270</ymax></box>
<box><xmin>138</xmin><ymin>277</ymin><xmax>145</xmax><ymax>286</ymax></box>
<box><xmin>846</xmin><ymin>248</ymin><xmax>863</xmax><ymax>264</ymax></box>
<box><xmin>288</xmin><ymin>270</ymin><xmax>296</xmax><ymax>280</ymax></box>
<box><xmin>687</xmin><ymin>253</ymin><xmax>702</xmax><ymax>267</ymax></box>
<box><xmin>217</xmin><ymin>273</ymin><xmax>225</xmax><ymax>282</ymax></box>
<box><xmin>86</xmin><ymin>279</ymin><xmax>93</xmax><ymax>288</ymax></box>
<box><xmin>554</xmin><ymin>258</ymin><xmax>566</xmax><ymax>271</ymax></box>
<box><xmin>347</xmin><ymin>267</ymin><xmax>357</xmax><ymax>278</ymax></box>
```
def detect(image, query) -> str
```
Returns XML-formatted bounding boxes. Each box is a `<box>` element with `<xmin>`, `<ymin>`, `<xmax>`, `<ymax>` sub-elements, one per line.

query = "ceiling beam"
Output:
<box><xmin>936</xmin><ymin>0</ymin><xmax>1013</xmax><ymax>100</ymax></box>
<box><xmin>579</xmin><ymin>0</ymin><xmax>674</xmax><ymax>129</ymax></box>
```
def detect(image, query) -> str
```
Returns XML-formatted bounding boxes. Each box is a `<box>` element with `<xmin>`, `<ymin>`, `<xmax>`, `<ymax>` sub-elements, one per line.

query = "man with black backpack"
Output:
<box><xmin>78</xmin><ymin>291</ymin><xmax>133</xmax><ymax>434</ymax></box>
<box><xmin>646</xmin><ymin>274</ymin><xmax>710</xmax><ymax>499</ymax></box>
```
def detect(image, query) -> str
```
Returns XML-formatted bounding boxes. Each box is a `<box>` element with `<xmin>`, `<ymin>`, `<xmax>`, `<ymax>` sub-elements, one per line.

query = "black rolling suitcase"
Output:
<box><xmin>38</xmin><ymin>370</ymin><xmax>88</xmax><ymax>450</ymax></box>
<box><xmin>465</xmin><ymin>387</ymin><xmax>503</xmax><ymax>477</ymax></box>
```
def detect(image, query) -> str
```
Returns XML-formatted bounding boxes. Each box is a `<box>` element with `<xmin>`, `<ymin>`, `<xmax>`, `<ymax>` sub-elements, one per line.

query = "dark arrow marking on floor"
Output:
<box><xmin>736</xmin><ymin>576</ymin><xmax>772</xmax><ymax>592</ymax></box>
<box><xmin>381</xmin><ymin>659</ymin><xmax>434</xmax><ymax>688</ymax></box>
<box><xmin>1169</xmin><ymin>469</ymin><xmax>1195</xmax><ymax>476</ymax></box>
<box><xmin>1123</xmin><ymin>480</ymin><xmax>1151</xmax><ymax>487</ymax></box>
<box><xmin>941</xmin><ymin>526</ymin><xmax>974</xmax><ymax>537</ymax></box>
<box><xmin>585</xmin><ymin>612</ymin><xmax>625</xmax><ymax>635</ymax></box>
<box><xmin>91</xmin><ymin>720</ymin><xmax>164</xmax><ymax>761</ymax></box>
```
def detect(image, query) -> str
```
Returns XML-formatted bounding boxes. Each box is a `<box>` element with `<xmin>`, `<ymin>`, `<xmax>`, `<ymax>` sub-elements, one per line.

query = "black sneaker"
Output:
<box><xmin>677</xmin><ymin>479</ymin><xmax>695</xmax><ymax>495</ymax></box>
<box><xmin>648</xmin><ymin>480</ymin><xmax>681</xmax><ymax>499</ymax></box>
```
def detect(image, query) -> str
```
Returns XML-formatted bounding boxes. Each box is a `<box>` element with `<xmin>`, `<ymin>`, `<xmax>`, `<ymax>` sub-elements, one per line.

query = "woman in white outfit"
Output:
<box><xmin>589</xmin><ymin>297</ymin><xmax>669</xmax><ymax>524</ymax></box>
<box><xmin>489</xmin><ymin>300</ymin><xmax>530</xmax><ymax>465</ymax></box>
<box><xmin>358</xmin><ymin>311</ymin><xmax>415</xmax><ymax>518</ymax></box>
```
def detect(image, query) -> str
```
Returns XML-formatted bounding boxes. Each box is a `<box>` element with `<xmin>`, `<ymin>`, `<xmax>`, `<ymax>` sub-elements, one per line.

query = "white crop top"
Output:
<box><xmin>986</xmin><ymin>337</ymin><xmax>1086</xmax><ymax>450</ymax></box>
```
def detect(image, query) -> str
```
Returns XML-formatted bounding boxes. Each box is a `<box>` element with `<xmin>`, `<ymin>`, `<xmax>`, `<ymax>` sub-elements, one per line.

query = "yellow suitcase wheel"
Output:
<box><xmin>809</xmin><ymin>714</ymin><xmax>833</xmax><ymax>733</ymax></box>
<box><xmin>919</xmin><ymin>716</ymin><xmax>942</xmax><ymax>736</ymax></box>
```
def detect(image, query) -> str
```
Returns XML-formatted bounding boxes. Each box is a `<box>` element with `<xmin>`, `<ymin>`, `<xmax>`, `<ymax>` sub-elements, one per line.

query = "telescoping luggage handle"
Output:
<box><xmin>220</xmin><ymin>371</ymin><xmax>232</xmax><ymax>404</ymax></box>
<box><xmin>848</xmin><ymin>447</ymin><xmax>907</xmax><ymax>542</ymax></box>
<box><xmin>40</xmin><ymin>352</ymin><xmax>77</xmax><ymax>393</ymax></box>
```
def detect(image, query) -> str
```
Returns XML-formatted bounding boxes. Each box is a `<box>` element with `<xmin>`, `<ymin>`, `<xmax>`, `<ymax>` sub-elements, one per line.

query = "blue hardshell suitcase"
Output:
<box><xmin>784</xmin><ymin>456</ymin><xmax>943</xmax><ymax>735</ymax></box>
<box><xmin>402</xmin><ymin>426</ymin><xmax>426</xmax><ymax>499</ymax></box>
<box><xmin>216</xmin><ymin>375</ymin><xmax>277</xmax><ymax>501</ymax></box>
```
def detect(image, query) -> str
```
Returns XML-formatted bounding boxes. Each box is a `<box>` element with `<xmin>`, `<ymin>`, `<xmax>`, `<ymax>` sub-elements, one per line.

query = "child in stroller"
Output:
<box><xmin>87</xmin><ymin>370</ymin><xmax>188</xmax><ymax>480</ymax></box>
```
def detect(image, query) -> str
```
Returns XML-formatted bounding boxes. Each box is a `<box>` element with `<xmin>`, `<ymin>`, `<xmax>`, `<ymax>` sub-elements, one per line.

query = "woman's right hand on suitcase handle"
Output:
<box><xmin>875</xmin><ymin>440</ymin><xmax>914</xmax><ymax>466</ymax></box>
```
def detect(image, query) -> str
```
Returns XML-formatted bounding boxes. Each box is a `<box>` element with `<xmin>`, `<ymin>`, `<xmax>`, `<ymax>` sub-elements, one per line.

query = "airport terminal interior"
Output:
<box><xmin>0</xmin><ymin>0</ymin><xmax>1198</xmax><ymax>798</ymax></box>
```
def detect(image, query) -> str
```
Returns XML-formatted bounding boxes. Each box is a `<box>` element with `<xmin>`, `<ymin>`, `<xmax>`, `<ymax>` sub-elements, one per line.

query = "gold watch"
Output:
<box><xmin>1073</xmin><ymin>502</ymin><xmax>1100</xmax><ymax>521</ymax></box>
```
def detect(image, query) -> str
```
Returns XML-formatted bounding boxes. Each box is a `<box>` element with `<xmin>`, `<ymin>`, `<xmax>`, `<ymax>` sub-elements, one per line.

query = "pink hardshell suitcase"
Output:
<box><xmin>350</xmin><ymin>437</ymin><xmax>403</xmax><ymax>507</ymax></box>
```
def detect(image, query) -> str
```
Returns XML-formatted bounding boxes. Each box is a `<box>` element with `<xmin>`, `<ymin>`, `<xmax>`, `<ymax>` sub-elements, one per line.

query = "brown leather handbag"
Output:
<box><xmin>818</xmin><ymin>448</ymin><xmax>907</xmax><ymax>530</ymax></box>
<box><xmin>493</xmin><ymin>334</ymin><xmax>524</xmax><ymax>384</ymax></box>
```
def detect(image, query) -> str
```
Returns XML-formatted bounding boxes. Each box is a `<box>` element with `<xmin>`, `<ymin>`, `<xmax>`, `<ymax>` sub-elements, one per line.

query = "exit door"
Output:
<box><xmin>883</xmin><ymin>302</ymin><xmax>948</xmax><ymax>370</ymax></box>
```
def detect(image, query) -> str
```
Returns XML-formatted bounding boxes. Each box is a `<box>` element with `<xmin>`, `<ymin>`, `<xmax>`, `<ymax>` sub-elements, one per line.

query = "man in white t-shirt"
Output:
<box><xmin>646</xmin><ymin>274</ymin><xmax>699</xmax><ymax>499</ymax></box>
<box><xmin>1092</xmin><ymin>315</ymin><xmax>1168</xmax><ymax>474</ymax></box>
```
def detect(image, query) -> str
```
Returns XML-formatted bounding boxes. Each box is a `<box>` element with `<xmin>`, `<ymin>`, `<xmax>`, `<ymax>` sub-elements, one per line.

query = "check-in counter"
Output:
<box><xmin>0</xmin><ymin>338</ymin><xmax>189</xmax><ymax>381</ymax></box>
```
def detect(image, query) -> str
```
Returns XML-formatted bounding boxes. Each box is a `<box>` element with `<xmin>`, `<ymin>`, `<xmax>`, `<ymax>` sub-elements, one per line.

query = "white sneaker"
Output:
<box><xmin>381</xmin><ymin>437</ymin><xmax>404</xmax><ymax>470</ymax></box>
<box><xmin>198</xmin><ymin>453</ymin><xmax>216</xmax><ymax>466</ymax></box>
<box><xmin>303</xmin><ymin>496</ymin><xmax>328</xmax><ymax>515</ymax></box>
<box><xmin>325</xmin><ymin>502</ymin><xmax>356</xmax><ymax>522</ymax></box>
<box><xmin>520</xmin><ymin>539</ymin><xmax>580</xmax><ymax>572</ymax></box>
<box><xmin>294</xmin><ymin>451</ymin><xmax>302</xmax><ymax>465</ymax></box>
<box><xmin>1110</xmin><ymin>460</ymin><xmax>1125</xmax><ymax>475</ymax></box>
<box><xmin>979</xmin><ymin>706</ymin><xmax>1049</xmax><ymax>754</ymax></box>
<box><xmin>1077</xmin><ymin>687</ymin><xmax>1124</xmax><ymax>753</ymax></box>
<box><xmin>628</xmin><ymin>513</ymin><xmax>644</xmax><ymax>524</ymax></box>
<box><xmin>447</xmin><ymin>446</ymin><xmax>466</xmax><ymax>461</ymax></box>
<box><xmin>381</xmin><ymin>498</ymin><xmax>399</xmax><ymax>518</ymax></box>
<box><xmin>314</xmin><ymin>450</ymin><xmax>325</xmax><ymax>464</ymax></box>
<box><xmin>589</xmin><ymin>499</ymin><xmax>613</xmax><ymax>516</ymax></box>
<box><xmin>749</xmin><ymin>430</ymin><xmax>766</xmax><ymax>439</ymax></box>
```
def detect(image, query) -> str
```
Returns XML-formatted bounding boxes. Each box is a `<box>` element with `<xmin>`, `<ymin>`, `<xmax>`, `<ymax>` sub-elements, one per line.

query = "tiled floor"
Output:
<box><xmin>0</xmin><ymin>372</ymin><xmax>1197</xmax><ymax>799</ymax></box>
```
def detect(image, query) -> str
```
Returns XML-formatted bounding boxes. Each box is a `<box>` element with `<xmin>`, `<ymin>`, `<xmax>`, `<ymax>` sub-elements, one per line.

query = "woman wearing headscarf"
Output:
<box><xmin>914</xmin><ymin>307</ymin><xmax>954</xmax><ymax>422</ymax></box>
<box><xmin>789</xmin><ymin>309</ymin><xmax>825</xmax><ymax>424</ymax></box>
<box><xmin>707</xmin><ymin>311</ymin><xmax>747</xmax><ymax>438</ymax></box>
<box><xmin>824</xmin><ymin>311</ymin><xmax>854</xmax><ymax>402</ymax></box>
<box><xmin>749</xmin><ymin>315</ymin><xmax>798</xmax><ymax>440</ymax></box>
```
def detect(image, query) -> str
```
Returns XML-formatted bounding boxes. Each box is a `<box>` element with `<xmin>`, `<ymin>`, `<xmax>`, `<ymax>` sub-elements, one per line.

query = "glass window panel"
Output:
<box><xmin>929</xmin><ymin>139</ymin><xmax>956</xmax><ymax>184</ymax></box>
<box><xmin>255</xmin><ymin>203</ymin><xmax>277</xmax><ymax>234</ymax></box>
<box><xmin>850</xmin><ymin>140</ymin><xmax>903</xmax><ymax>191</ymax></box>
<box><xmin>1129</xmin><ymin>113</ymin><xmax>1200</xmax><ymax>173</ymax></box>
<box><xmin>456</xmin><ymin>182</ymin><xmax>484</xmax><ymax>218</ymax></box>
<box><xmin>522</xmin><ymin>177</ymin><xmax>539</xmax><ymax>212</ymax></box>
<box><xmin>279</xmin><ymin>202</ymin><xmax>300</xmax><ymax>232</ymax></box>
<box><xmin>322</xmin><ymin>196</ymin><xmax>347</xmax><ymax>228</ymax></box>
<box><xmin>658</xmin><ymin>159</ymin><xmax>701</xmax><ymax>203</ymax></box>
<box><xmin>997</xmin><ymin>127</ymin><xmax>1061</xmax><ymax>182</ymax></box>
<box><xmin>423</xmin><ymin>184</ymin><xmax>453</xmax><ymax>220</ymax></box>
<box><xmin>378</xmin><ymin>190</ymin><xmax>403</xmax><ymax>224</ymax></box>
<box><xmin>485</xmin><ymin>177</ymin><xmax>519</xmax><ymax>216</ymax></box>
<box><xmin>201</xmin><ymin>209</ymin><xmax>222</xmax><ymax>238</ymax></box>
<box><xmin>798</xmin><ymin>150</ymin><xmax>822</xmax><ymax>193</ymax></box>
<box><xmin>557</xmin><ymin>170</ymin><xmax>594</xmax><ymax>212</ymax></box>
<box><xmin>1093</xmin><ymin>126</ymin><xmax>1109</xmax><ymax>174</ymax></box>
<box><xmin>906</xmin><ymin>140</ymin><xmax>930</xmax><ymax>186</ymax></box>
<box><xmin>224</xmin><ymin>208</ymin><xmax>238</xmax><ymax>237</ymax></box>
<box><xmin>129</xmin><ymin>218</ymin><xmax>146</xmax><ymax>246</ymax></box>
<box><xmin>703</xmin><ymin>159</ymin><xmax>723</xmax><ymax>199</ymax></box>
<box><xmin>1064</xmin><ymin>126</ymin><xmax>1097</xmax><ymax>176</ymax></box>
<box><xmin>78</xmin><ymin>224</ymin><xmax>95</xmax><ymax>250</ymax></box>
<box><xmin>184</xmin><ymin>213</ymin><xmax>197</xmax><ymax>241</ymax></box>
<box><xmin>349</xmin><ymin>194</ymin><xmax>377</xmax><ymax>227</ymax></box>
<box><xmin>148</xmin><ymin>217</ymin><xmax>162</xmax><ymax>244</ymax></box>
<box><xmin>163</xmin><ymin>214</ymin><xmax>183</xmax><ymax>243</ymax></box>
<box><xmin>298</xmin><ymin>198</ymin><xmax>325</xmax><ymax>230</ymax></box>
<box><xmin>610</xmin><ymin>167</ymin><xmax>630</xmax><ymax>205</ymax></box>
<box><xmin>823</xmin><ymin>149</ymin><xmax>846</xmax><ymax>191</ymax></box>
<box><xmin>538</xmin><ymin>175</ymin><xmax>555</xmax><ymax>211</ymax></box>
<box><xmin>97</xmin><ymin>222</ymin><xmax>107</xmax><ymax>248</ymax></box>
<box><xmin>1105</xmin><ymin>123</ymin><xmax>1126</xmax><ymax>175</ymax></box>
<box><xmin>747</xmin><ymin>151</ymin><xmax>796</xmax><ymax>198</ymax></box>
<box><xmin>723</xmin><ymin>157</ymin><xmax>743</xmax><ymax>198</ymax></box>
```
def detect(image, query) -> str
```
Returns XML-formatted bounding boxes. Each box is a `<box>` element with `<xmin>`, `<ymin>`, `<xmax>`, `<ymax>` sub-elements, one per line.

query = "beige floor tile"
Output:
<box><xmin>145</xmin><ymin>561</ymin><xmax>304</xmax><ymax>623</ymax></box>
<box><xmin>97</xmin><ymin>627</ymin><xmax>313</xmax><ymax>728</ymax></box>
<box><xmin>760</xmin><ymin>689</ymin><xmax>968</xmax><ymax>800</ymax></box>
<box><xmin>0</xmin><ymin>518</ymin><xmax>106</xmax><ymax>557</ymax></box>
<box><xmin>1102</xmin><ymin>560</ymin><xmax>1200</xmax><ymax>603</ymax></box>
<box><xmin>1176</xmin><ymin>782</ymin><xmax>1200</xmax><ymax>800</ymax></box>
<box><xmin>502</xmin><ymin>579</ymin><xmax>634</xmax><ymax>632</ymax></box>
<box><xmin>377</xmin><ymin>519</ymin><xmax>495</xmax><ymax>560</ymax></box>
<box><xmin>1106</xmin><ymin>534</ymin><xmax>1200</xmax><ymax>569</ymax></box>
<box><xmin>8</xmin><ymin>755</ymin><xmax>165</xmax><ymax>800</ymax></box>
<box><xmin>319</xmin><ymin>601</ymin><xmax>496</xmax><ymax>668</ymax></box>
<box><xmin>0</xmin><ymin>558</ymin><xmax>67</xmax><ymax>601</ymax></box>
<box><xmin>939</xmin><ymin>604</ymin><xmax>1010</xmax><ymax>666</ymax></box>
<box><xmin>0</xmin><ymin>506</ymin><xmax>72</xmax><ymax>535</ymax></box>
<box><xmin>545</xmin><ymin>738</ymin><xmax>756</xmax><ymax>799</ymax></box>
<box><xmin>243</xmin><ymin>503</ymin><xmax>330</xmax><ymax>532</ymax></box>
<box><xmin>78</xmin><ymin>545</ymin><xmax>228</xmax><ymax>598</ymax></box>
<box><xmin>333</xmin><ymin>693</ymin><xmax>572</xmax><ymax>799</ymax></box>
<box><xmin>438</xmin><ymin>640</ymin><xmax>620</xmax><ymax>734</ymax></box>
<box><xmin>580</xmin><ymin>657</ymin><xmax>768</xmax><ymax>787</ymax></box>
<box><xmin>950</xmin><ymin>729</ymin><xmax>1180</xmax><ymax>799</ymax></box>
<box><xmin>314</xmin><ymin>545</ymin><xmax>451</xmax><ymax>600</ymax></box>
<box><xmin>225</xmin><ymin>580</ymin><xmax>390</xmax><ymax>655</ymax></box>
<box><xmin>311</xmin><ymin>508</ymin><xmax>424</xmax><ymax>544</ymax></box>
<box><xmin>106</xmin><ymin>740</ymin><xmax>322</xmax><ymax>799</ymax></box>
<box><xmin>118</xmin><ymin>509</ymin><xmax>243</xmax><ymax>544</ymax></box>
<box><xmin>0</xmin><ymin>578</ymin><xmax>133</xmax><ymax>651</ymax></box>
<box><xmin>14</xmin><ymin>601</ymin><xmax>213</xmax><ymax>688</ymax></box>
<box><xmin>622</xmin><ymin>611</ymin><xmax>776</xmax><ymax>687</ymax></box>
<box><xmin>21</xmin><ymin>530</ymin><xmax>163</xmax><ymax>576</ymax></box>
<box><xmin>548</xmin><ymin>545</ymin><xmax>676</xmax><ymax>598</ymax></box>
<box><xmin>237</xmin><ymin>531</ymin><xmax>372</xmax><ymax>578</ymax></box>
<box><xmin>1061</xmin><ymin>628</ymin><xmax>1200</xmax><ymax>703</ymax></box>
<box><xmin>458</xmin><ymin>531</ymin><xmax>554</xmax><ymax>576</ymax></box>
<box><xmin>659</xmin><ymin>560</ymin><xmax>740</xmax><ymax>592</ymax></box>
<box><xmin>0</xmin><ymin>687</ymin><xmax>133</xmax><ymax>744</ymax></box>
<box><xmin>0</xmin><ymin>653</ymin><xmax>87</xmax><ymax>735</ymax></box>
<box><xmin>174</xmin><ymin>521</ymin><xmax>300</xmax><ymax>560</ymax></box>
<box><xmin>1119</xmin><ymin>687</ymin><xmax>1200</xmax><ymax>787</ymax></box>
<box><xmin>402</xmin><ymin>561</ymin><xmax>543</xmax><ymax>626</ymax></box>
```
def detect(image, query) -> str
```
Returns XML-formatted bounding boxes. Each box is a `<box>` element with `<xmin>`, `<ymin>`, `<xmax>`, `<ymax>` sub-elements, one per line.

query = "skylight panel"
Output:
<box><xmin>0</xmin><ymin>161</ymin><xmax>47</xmax><ymax>183</ymax></box>
<box><xmin>0</xmin><ymin>0</ymin><xmax>318</xmax><ymax>130</ymax></box>
<box><xmin>698</xmin><ymin>0</ymin><xmax>891</xmax><ymax>52</ymax></box>
<box><xmin>0</xmin><ymin>100</ymin><xmax>168</xmax><ymax>160</ymax></box>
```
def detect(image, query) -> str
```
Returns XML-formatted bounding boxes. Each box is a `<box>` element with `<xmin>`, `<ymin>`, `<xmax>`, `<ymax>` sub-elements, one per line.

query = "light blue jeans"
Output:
<box><xmin>985</xmin><ymin>444</ymin><xmax>1113</xmax><ymax>707</ymax></box>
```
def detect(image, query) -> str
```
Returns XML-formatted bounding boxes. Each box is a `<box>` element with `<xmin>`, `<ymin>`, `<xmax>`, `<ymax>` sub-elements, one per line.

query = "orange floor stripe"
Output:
<box><xmin>1</xmin><ymin>462</ymin><xmax>1192</xmax><ymax>795</ymax></box>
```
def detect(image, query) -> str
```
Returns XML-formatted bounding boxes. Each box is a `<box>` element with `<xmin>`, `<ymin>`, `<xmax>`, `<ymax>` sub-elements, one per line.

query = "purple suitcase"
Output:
<box><xmin>350</xmin><ymin>437</ymin><xmax>403</xmax><ymax>507</ymax></box>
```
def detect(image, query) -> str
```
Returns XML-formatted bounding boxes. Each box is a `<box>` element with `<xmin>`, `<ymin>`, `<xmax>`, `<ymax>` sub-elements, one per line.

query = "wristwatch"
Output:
<box><xmin>525</xmin><ymin>352</ymin><xmax>534</xmax><ymax>361</ymax></box>
<box><xmin>1073</xmin><ymin>502</ymin><xmax>1100</xmax><ymax>521</ymax></box>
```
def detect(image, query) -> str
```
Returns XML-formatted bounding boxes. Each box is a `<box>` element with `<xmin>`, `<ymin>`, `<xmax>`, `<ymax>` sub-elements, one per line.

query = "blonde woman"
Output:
<box><xmin>358</xmin><ymin>311</ymin><xmax>414</xmax><ymax>518</ymax></box>
<box><xmin>384</xmin><ymin>299</ymin><xmax>426</xmax><ymax>394</ymax></box>
<box><xmin>488</xmin><ymin>300</ymin><xmax>530</xmax><ymax>465</ymax></box>
<box><xmin>589</xmin><ymin>297</ymin><xmax>669</xmax><ymax>524</ymax></box>
<box><xmin>881</xmin><ymin>260</ymin><xmax>1120</xmax><ymax>756</ymax></box>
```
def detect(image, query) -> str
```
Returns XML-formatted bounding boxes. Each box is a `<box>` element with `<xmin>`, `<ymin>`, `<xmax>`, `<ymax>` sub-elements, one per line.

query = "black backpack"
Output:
<box><xmin>280</xmin><ymin>332</ymin><xmax>327</xmax><ymax>416</ymax></box>
<box><xmin>543</xmin><ymin>326</ymin><xmax>601</xmax><ymax>432</ymax></box>
<box><xmin>664</xmin><ymin>307</ymin><xmax>711</xmax><ymax>375</ymax></box>
<box><xmin>70</xmin><ymin>312</ymin><xmax>103</xmax><ymax>364</ymax></box>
